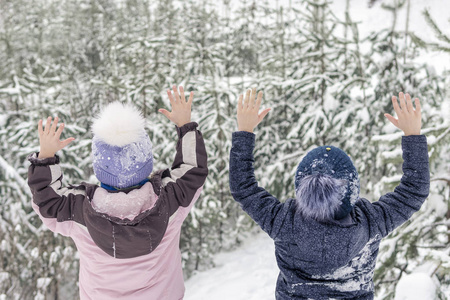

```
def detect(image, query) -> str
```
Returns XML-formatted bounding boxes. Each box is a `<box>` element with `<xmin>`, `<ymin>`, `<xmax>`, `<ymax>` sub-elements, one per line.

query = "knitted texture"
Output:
<box><xmin>91</xmin><ymin>102</ymin><xmax>153</xmax><ymax>188</ymax></box>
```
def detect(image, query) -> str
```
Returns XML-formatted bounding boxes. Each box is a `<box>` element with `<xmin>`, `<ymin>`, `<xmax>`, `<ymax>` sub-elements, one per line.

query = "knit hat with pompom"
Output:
<box><xmin>294</xmin><ymin>146</ymin><xmax>360</xmax><ymax>222</ymax></box>
<box><xmin>92</xmin><ymin>102</ymin><xmax>153</xmax><ymax>189</ymax></box>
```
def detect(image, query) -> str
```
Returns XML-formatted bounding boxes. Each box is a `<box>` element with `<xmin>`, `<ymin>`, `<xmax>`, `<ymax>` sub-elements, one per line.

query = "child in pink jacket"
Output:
<box><xmin>27</xmin><ymin>86</ymin><xmax>208</xmax><ymax>300</ymax></box>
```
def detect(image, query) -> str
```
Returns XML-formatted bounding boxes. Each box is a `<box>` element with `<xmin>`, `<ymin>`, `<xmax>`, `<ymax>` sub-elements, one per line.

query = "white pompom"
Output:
<box><xmin>92</xmin><ymin>102</ymin><xmax>146</xmax><ymax>147</ymax></box>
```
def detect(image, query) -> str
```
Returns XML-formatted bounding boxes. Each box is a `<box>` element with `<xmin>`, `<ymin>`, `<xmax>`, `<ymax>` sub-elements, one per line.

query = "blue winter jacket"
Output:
<box><xmin>229</xmin><ymin>132</ymin><xmax>430</xmax><ymax>300</ymax></box>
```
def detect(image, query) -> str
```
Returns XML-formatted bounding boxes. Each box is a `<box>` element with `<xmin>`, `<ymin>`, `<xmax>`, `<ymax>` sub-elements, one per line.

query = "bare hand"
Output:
<box><xmin>38</xmin><ymin>117</ymin><xmax>75</xmax><ymax>159</ymax></box>
<box><xmin>384</xmin><ymin>92</ymin><xmax>422</xmax><ymax>136</ymax></box>
<box><xmin>237</xmin><ymin>88</ymin><xmax>271</xmax><ymax>133</ymax></box>
<box><xmin>159</xmin><ymin>85</ymin><xmax>193</xmax><ymax>127</ymax></box>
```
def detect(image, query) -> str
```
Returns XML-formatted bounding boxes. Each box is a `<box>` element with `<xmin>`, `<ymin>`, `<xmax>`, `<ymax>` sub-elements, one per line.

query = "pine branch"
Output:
<box><xmin>422</xmin><ymin>9</ymin><xmax>450</xmax><ymax>44</ymax></box>
<box><xmin>381</xmin><ymin>0</ymin><xmax>406</xmax><ymax>12</ymax></box>
<box><xmin>408</xmin><ymin>32</ymin><xmax>428</xmax><ymax>49</ymax></box>
<box><xmin>0</xmin><ymin>154</ymin><xmax>31</xmax><ymax>198</ymax></box>
<box><xmin>368</xmin><ymin>0</ymin><xmax>382</xmax><ymax>8</ymax></box>
<box><xmin>431</xmin><ymin>45</ymin><xmax>450</xmax><ymax>53</ymax></box>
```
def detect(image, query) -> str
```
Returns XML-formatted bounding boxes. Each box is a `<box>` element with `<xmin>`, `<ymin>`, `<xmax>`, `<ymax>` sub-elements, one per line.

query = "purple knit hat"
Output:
<box><xmin>91</xmin><ymin>102</ymin><xmax>153</xmax><ymax>189</ymax></box>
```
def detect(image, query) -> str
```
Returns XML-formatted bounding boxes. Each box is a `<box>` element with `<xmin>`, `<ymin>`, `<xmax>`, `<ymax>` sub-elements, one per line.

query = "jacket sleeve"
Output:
<box><xmin>161</xmin><ymin>122</ymin><xmax>208</xmax><ymax>215</ymax></box>
<box><xmin>229</xmin><ymin>131</ymin><xmax>290</xmax><ymax>240</ymax></box>
<box><xmin>363</xmin><ymin>135</ymin><xmax>430</xmax><ymax>238</ymax></box>
<box><xmin>27</xmin><ymin>153</ymin><xmax>86</xmax><ymax>236</ymax></box>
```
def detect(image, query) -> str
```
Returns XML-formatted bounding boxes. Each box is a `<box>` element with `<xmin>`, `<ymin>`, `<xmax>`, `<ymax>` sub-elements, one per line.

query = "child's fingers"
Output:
<box><xmin>255</xmin><ymin>91</ymin><xmax>263</xmax><ymax>111</ymax></box>
<box><xmin>405</xmin><ymin>93</ymin><xmax>414</xmax><ymax>113</ymax></box>
<box><xmin>179</xmin><ymin>86</ymin><xmax>187</xmax><ymax>103</ymax></box>
<box><xmin>392</xmin><ymin>96</ymin><xmax>402</xmax><ymax>116</ymax></box>
<box><xmin>188</xmin><ymin>91</ymin><xmax>194</xmax><ymax>105</ymax></box>
<box><xmin>258</xmin><ymin>108</ymin><xmax>271</xmax><ymax>123</ymax></box>
<box><xmin>250</xmin><ymin>87</ymin><xmax>257</xmax><ymax>108</ymax></box>
<box><xmin>243</xmin><ymin>89</ymin><xmax>251</xmax><ymax>109</ymax></box>
<box><xmin>50</xmin><ymin>116</ymin><xmax>59</xmax><ymax>134</ymax></box>
<box><xmin>399</xmin><ymin>92</ymin><xmax>407</xmax><ymax>112</ymax></box>
<box><xmin>38</xmin><ymin>119</ymin><xmax>44</xmax><ymax>136</ymax></box>
<box><xmin>44</xmin><ymin>116</ymin><xmax>52</xmax><ymax>133</ymax></box>
<box><xmin>172</xmin><ymin>85</ymin><xmax>180</xmax><ymax>103</ymax></box>
<box><xmin>237</xmin><ymin>94</ymin><xmax>243</xmax><ymax>112</ymax></box>
<box><xmin>55</xmin><ymin>123</ymin><xmax>65</xmax><ymax>139</ymax></box>
<box><xmin>414</xmin><ymin>98</ymin><xmax>421</xmax><ymax>115</ymax></box>
<box><xmin>384</xmin><ymin>113</ymin><xmax>399</xmax><ymax>128</ymax></box>
<box><xmin>60</xmin><ymin>137</ymin><xmax>75</xmax><ymax>149</ymax></box>
<box><xmin>158</xmin><ymin>109</ymin><xmax>171</xmax><ymax>119</ymax></box>
<box><xmin>167</xmin><ymin>89</ymin><xmax>175</xmax><ymax>105</ymax></box>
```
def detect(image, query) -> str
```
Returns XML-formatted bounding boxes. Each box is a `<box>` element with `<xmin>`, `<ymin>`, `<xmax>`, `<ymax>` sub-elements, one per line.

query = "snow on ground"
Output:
<box><xmin>184</xmin><ymin>232</ymin><xmax>444</xmax><ymax>300</ymax></box>
<box><xmin>184</xmin><ymin>231</ymin><xmax>278</xmax><ymax>300</ymax></box>
<box><xmin>394</xmin><ymin>273</ymin><xmax>438</xmax><ymax>300</ymax></box>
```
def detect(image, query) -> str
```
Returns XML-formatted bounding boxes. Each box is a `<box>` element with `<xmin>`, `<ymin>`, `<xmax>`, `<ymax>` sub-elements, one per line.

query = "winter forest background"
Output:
<box><xmin>0</xmin><ymin>0</ymin><xmax>449</xmax><ymax>299</ymax></box>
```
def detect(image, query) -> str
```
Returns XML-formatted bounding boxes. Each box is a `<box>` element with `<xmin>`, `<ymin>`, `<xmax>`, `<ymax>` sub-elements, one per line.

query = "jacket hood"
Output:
<box><xmin>81</xmin><ymin>171</ymin><xmax>172</xmax><ymax>259</ymax></box>
<box><xmin>91</xmin><ymin>182</ymin><xmax>158</xmax><ymax>221</ymax></box>
<box><xmin>295</xmin><ymin>145</ymin><xmax>360</xmax><ymax>220</ymax></box>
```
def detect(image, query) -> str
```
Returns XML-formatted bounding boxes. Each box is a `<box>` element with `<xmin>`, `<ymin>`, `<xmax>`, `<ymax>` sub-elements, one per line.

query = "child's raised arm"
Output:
<box><xmin>28</xmin><ymin>117</ymin><xmax>84</xmax><ymax>237</ymax></box>
<box><xmin>229</xmin><ymin>89</ymin><xmax>291</xmax><ymax>240</ymax></box>
<box><xmin>158</xmin><ymin>86</ymin><xmax>208</xmax><ymax>214</ymax></box>
<box><xmin>363</xmin><ymin>92</ymin><xmax>429</xmax><ymax>237</ymax></box>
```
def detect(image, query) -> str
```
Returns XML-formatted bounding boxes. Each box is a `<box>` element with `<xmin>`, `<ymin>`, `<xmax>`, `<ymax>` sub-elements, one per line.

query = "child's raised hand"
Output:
<box><xmin>38</xmin><ymin>117</ymin><xmax>75</xmax><ymax>159</ymax></box>
<box><xmin>237</xmin><ymin>88</ymin><xmax>271</xmax><ymax>133</ymax></box>
<box><xmin>384</xmin><ymin>92</ymin><xmax>422</xmax><ymax>136</ymax></box>
<box><xmin>159</xmin><ymin>85</ymin><xmax>193</xmax><ymax>127</ymax></box>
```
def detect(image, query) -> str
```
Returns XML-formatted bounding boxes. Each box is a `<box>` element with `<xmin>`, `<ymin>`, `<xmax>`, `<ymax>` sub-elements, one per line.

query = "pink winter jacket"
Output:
<box><xmin>27</xmin><ymin>122</ymin><xmax>208</xmax><ymax>300</ymax></box>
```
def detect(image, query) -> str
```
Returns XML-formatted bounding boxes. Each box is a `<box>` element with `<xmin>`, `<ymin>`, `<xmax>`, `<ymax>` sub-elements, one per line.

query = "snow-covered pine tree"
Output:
<box><xmin>362</xmin><ymin>2</ymin><xmax>450</xmax><ymax>298</ymax></box>
<box><xmin>175</xmin><ymin>0</ymin><xmax>245</xmax><ymax>275</ymax></box>
<box><xmin>0</xmin><ymin>1</ymin><xmax>89</xmax><ymax>298</ymax></box>
<box><xmin>1</xmin><ymin>1</ymin><xmax>449</xmax><ymax>298</ymax></box>
<box><xmin>261</xmin><ymin>0</ymin><xmax>365</xmax><ymax>200</ymax></box>
<box><xmin>419</xmin><ymin>9</ymin><xmax>450</xmax><ymax>53</ymax></box>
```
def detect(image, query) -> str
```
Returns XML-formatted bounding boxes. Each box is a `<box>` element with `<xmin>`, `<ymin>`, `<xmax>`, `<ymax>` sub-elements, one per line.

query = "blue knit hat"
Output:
<box><xmin>294</xmin><ymin>146</ymin><xmax>359</xmax><ymax>221</ymax></box>
<box><xmin>92</xmin><ymin>102</ymin><xmax>153</xmax><ymax>189</ymax></box>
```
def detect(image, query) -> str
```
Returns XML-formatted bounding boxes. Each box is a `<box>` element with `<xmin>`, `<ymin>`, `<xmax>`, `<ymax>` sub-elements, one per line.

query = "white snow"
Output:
<box><xmin>0</xmin><ymin>87</ymin><xmax>20</xmax><ymax>95</ymax></box>
<box><xmin>0</xmin><ymin>114</ymin><xmax>7</xmax><ymax>127</ymax></box>
<box><xmin>329</xmin><ymin>0</ymin><xmax>450</xmax><ymax>73</ymax></box>
<box><xmin>394</xmin><ymin>273</ymin><xmax>437</xmax><ymax>300</ymax></box>
<box><xmin>381</xmin><ymin>148</ymin><xmax>403</xmax><ymax>160</ymax></box>
<box><xmin>184</xmin><ymin>231</ymin><xmax>278</xmax><ymax>300</ymax></box>
<box><xmin>112</xmin><ymin>226</ymin><xmax>117</xmax><ymax>258</ymax></box>
<box><xmin>0</xmin><ymin>273</ymin><xmax>9</xmax><ymax>284</ymax></box>
<box><xmin>426</xmin><ymin>193</ymin><xmax>447</xmax><ymax>217</ymax></box>
<box><xmin>0</xmin><ymin>155</ymin><xmax>31</xmax><ymax>197</ymax></box>
<box><xmin>36</xmin><ymin>277</ymin><xmax>52</xmax><ymax>289</ymax></box>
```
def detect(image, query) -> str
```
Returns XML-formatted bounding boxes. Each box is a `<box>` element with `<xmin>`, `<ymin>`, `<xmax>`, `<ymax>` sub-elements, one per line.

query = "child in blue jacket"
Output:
<box><xmin>229</xmin><ymin>89</ymin><xmax>429</xmax><ymax>299</ymax></box>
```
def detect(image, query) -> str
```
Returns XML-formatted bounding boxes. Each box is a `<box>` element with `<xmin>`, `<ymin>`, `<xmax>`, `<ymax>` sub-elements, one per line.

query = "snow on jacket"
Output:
<box><xmin>229</xmin><ymin>132</ymin><xmax>430</xmax><ymax>300</ymax></box>
<box><xmin>27</xmin><ymin>122</ymin><xmax>208</xmax><ymax>300</ymax></box>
